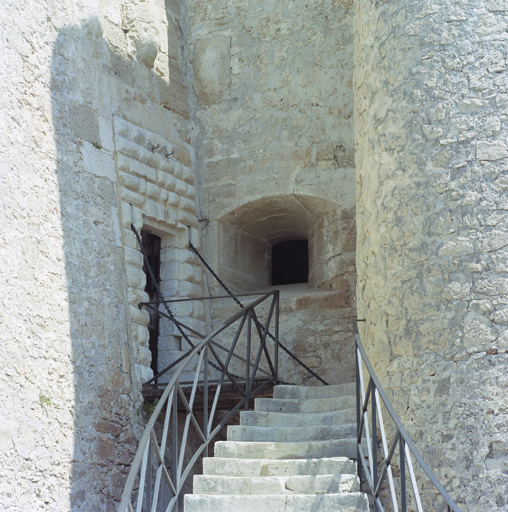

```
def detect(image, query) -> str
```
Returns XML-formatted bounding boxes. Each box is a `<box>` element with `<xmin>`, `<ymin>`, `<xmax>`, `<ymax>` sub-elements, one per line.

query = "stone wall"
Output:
<box><xmin>0</xmin><ymin>0</ymin><xmax>204</xmax><ymax>509</ymax></box>
<box><xmin>355</xmin><ymin>0</ymin><xmax>508</xmax><ymax>508</ymax></box>
<box><xmin>186</xmin><ymin>0</ymin><xmax>357</xmax><ymax>382</ymax></box>
<box><xmin>211</xmin><ymin>285</ymin><xmax>356</xmax><ymax>386</ymax></box>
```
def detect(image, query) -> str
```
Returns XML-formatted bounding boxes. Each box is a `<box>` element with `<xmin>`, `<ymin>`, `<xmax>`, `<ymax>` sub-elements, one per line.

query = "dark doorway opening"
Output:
<box><xmin>271</xmin><ymin>239</ymin><xmax>308</xmax><ymax>286</ymax></box>
<box><xmin>141</xmin><ymin>230</ymin><xmax>161</xmax><ymax>378</ymax></box>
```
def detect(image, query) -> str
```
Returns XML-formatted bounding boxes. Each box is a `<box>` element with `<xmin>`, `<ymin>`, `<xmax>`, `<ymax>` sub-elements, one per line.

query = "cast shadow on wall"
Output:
<box><xmin>51</xmin><ymin>12</ymin><xmax>187</xmax><ymax>510</ymax></box>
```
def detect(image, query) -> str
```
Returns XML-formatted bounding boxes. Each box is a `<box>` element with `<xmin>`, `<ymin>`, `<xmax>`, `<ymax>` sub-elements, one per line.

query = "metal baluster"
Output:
<box><xmin>372</xmin><ymin>385</ymin><xmax>378</xmax><ymax>510</ymax></box>
<box><xmin>356</xmin><ymin>341</ymin><xmax>361</xmax><ymax>487</ymax></box>
<box><xmin>137</xmin><ymin>439</ymin><xmax>150</xmax><ymax>512</ymax></box>
<box><xmin>172</xmin><ymin>391</ymin><xmax>178</xmax><ymax>512</ymax></box>
<box><xmin>245</xmin><ymin>310</ymin><xmax>251</xmax><ymax>408</ymax></box>
<box><xmin>203</xmin><ymin>345</ymin><xmax>209</xmax><ymax>457</ymax></box>
<box><xmin>400</xmin><ymin>434</ymin><xmax>406</xmax><ymax>512</ymax></box>
<box><xmin>274</xmin><ymin>292</ymin><xmax>279</xmax><ymax>383</ymax></box>
<box><xmin>146</xmin><ymin>441</ymin><xmax>152</xmax><ymax>511</ymax></box>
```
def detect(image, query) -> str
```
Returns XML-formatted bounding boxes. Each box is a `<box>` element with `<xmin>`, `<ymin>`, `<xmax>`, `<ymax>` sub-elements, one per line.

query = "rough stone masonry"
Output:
<box><xmin>355</xmin><ymin>0</ymin><xmax>508</xmax><ymax>509</ymax></box>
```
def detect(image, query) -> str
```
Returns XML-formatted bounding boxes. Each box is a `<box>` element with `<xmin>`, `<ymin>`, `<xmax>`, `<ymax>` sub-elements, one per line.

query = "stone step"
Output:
<box><xmin>193</xmin><ymin>473</ymin><xmax>360</xmax><ymax>495</ymax></box>
<box><xmin>240</xmin><ymin>408</ymin><xmax>356</xmax><ymax>427</ymax></box>
<box><xmin>227</xmin><ymin>423</ymin><xmax>356</xmax><ymax>442</ymax></box>
<box><xmin>254</xmin><ymin>394</ymin><xmax>355</xmax><ymax>413</ymax></box>
<box><xmin>273</xmin><ymin>383</ymin><xmax>356</xmax><ymax>400</ymax></box>
<box><xmin>202</xmin><ymin>457</ymin><xmax>357</xmax><ymax>477</ymax></box>
<box><xmin>184</xmin><ymin>492</ymin><xmax>369</xmax><ymax>512</ymax></box>
<box><xmin>214</xmin><ymin>439</ymin><xmax>357</xmax><ymax>460</ymax></box>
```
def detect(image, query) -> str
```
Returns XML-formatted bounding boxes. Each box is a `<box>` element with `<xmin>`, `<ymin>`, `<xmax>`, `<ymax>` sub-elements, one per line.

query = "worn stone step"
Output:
<box><xmin>254</xmin><ymin>394</ymin><xmax>355</xmax><ymax>413</ymax></box>
<box><xmin>273</xmin><ymin>383</ymin><xmax>356</xmax><ymax>400</ymax></box>
<box><xmin>240</xmin><ymin>408</ymin><xmax>356</xmax><ymax>427</ymax></box>
<box><xmin>184</xmin><ymin>492</ymin><xmax>369</xmax><ymax>512</ymax></box>
<box><xmin>227</xmin><ymin>423</ymin><xmax>356</xmax><ymax>442</ymax></box>
<box><xmin>214</xmin><ymin>439</ymin><xmax>357</xmax><ymax>460</ymax></box>
<box><xmin>202</xmin><ymin>457</ymin><xmax>357</xmax><ymax>477</ymax></box>
<box><xmin>193</xmin><ymin>473</ymin><xmax>360</xmax><ymax>495</ymax></box>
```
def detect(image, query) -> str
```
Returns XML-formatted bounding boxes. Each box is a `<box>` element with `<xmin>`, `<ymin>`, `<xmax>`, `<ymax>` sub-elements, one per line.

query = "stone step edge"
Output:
<box><xmin>193</xmin><ymin>473</ymin><xmax>360</xmax><ymax>495</ymax></box>
<box><xmin>214</xmin><ymin>438</ymin><xmax>358</xmax><ymax>460</ymax></box>
<box><xmin>226</xmin><ymin>423</ymin><xmax>356</xmax><ymax>442</ymax></box>
<box><xmin>254</xmin><ymin>396</ymin><xmax>355</xmax><ymax>413</ymax></box>
<box><xmin>184</xmin><ymin>491</ymin><xmax>369</xmax><ymax>512</ymax></box>
<box><xmin>273</xmin><ymin>383</ymin><xmax>356</xmax><ymax>399</ymax></box>
<box><xmin>202</xmin><ymin>456</ymin><xmax>357</xmax><ymax>476</ymax></box>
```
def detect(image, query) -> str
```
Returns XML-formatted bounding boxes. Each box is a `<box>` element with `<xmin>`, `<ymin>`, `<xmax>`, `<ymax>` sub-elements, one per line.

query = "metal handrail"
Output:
<box><xmin>119</xmin><ymin>291</ymin><xmax>279</xmax><ymax>512</ymax></box>
<box><xmin>141</xmin><ymin>292</ymin><xmax>276</xmax><ymax>387</ymax></box>
<box><xmin>353</xmin><ymin>320</ymin><xmax>462</xmax><ymax>512</ymax></box>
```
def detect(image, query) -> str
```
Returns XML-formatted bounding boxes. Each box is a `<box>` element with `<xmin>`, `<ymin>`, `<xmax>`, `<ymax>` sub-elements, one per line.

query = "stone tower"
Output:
<box><xmin>355</xmin><ymin>0</ymin><xmax>508</xmax><ymax>509</ymax></box>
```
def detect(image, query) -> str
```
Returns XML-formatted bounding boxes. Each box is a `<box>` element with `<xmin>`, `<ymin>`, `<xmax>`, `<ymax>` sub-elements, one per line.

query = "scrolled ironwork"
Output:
<box><xmin>119</xmin><ymin>291</ymin><xmax>279</xmax><ymax>512</ymax></box>
<box><xmin>353</xmin><ymin>320</ymin><xmax>462</xmax><ymax>512</ymax></box>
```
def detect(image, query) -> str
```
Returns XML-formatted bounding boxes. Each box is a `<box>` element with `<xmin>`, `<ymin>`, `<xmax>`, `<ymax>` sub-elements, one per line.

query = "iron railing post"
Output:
<box><xmin>172</xmin><ymin>391</ymin><xmax>178</xmax><ymax>512</ymax></box>
<box><xmin>203</xmin><ymin>345</ymin><xmax>209</xmax><ymax>457</ymax></box>
<box><xmin>246</xmin><ymin>309</ymin><xmax>251</xmax><ymax>408</ymax></box>
<box><xmin>400</xmin><ymin>434</ymin><xmax>406</xmax><ymax>512</ymax></box>
<box><xmin>356</xmin><ymin>343</ymin><xmax>362</xmax><ymax>487</ymax></box>
<box><xmin>274</xmin><ymin>291</ymin><xmax>279</xmax><ymax>384</ymax></box>
<box><xmin>372</xmin><ymin>386</ymin><xmax>378</xmax><ymax>510</ymax></box>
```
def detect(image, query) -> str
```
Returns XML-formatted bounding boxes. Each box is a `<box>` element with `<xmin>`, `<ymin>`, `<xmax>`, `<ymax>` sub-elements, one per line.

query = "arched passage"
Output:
<box><xmin>211</xmin><ymin>194</ymin><xmax>354</xmax><ymax>291</ymax></box>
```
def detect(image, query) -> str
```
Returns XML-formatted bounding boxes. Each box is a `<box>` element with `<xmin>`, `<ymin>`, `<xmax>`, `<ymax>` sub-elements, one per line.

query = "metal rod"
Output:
<box><xmin>374</xmin><ymin>389</ymin><xmax>399</xmax><ymax>512</ymax></box>
<box><xmin>375</xmin><ymin>430</ymin><xmax>400</xmax><ymax>502</ymax></box>
<box><xmin>356</xmin><ymin>343</ymin><xmax>361</xmax><ymax>486</ymax></box>
<box><xmin>405</xmin><ymin>444</ymin><xmax>424</xmax><ymax>512</ymax></box>
<box><xmin>274</xmin><ymin>292</ymin><xmax>279</xmax><ymax>383</ymax></box>
<box><xmin>203</xmin><ymin>345</ymin><xmax>209</xmax><ymax>457</ymax></box>
<box><xmin>400</xmin><ymin>435</ymin><xmax>406</xmax><ymax>512</ymax></box>
<box><xmin>246</xmin><ymin>310</ymin><xmax>251</xmax><ymax>409</ymax></box>
<box><xmin>250</xmin><ymin>307</ymin><xmax>276</xmax><ymax>378</ymax></box>
<box><xmin>372</xmin><ymin>385</ymin><xmax>378</xmax><ymax>509</ymax></box>
<box><xmin>172</xmin><ymin>390</ymin><xmax>178</xmax><ymax>510</ymax></box>
<box><xmin>137</xmin><ymin>440</ymin><xmax>149</xmax><ymax>512</ymax></box>
<box><xmin>139</xmin><ymin>291</ymin><xmax>277</xmax><ymax>305</ymax></box>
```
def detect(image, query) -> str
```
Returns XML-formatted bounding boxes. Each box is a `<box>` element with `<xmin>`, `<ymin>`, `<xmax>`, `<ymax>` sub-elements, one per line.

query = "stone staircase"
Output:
<box><xmin>184</xmin><ymin>383</ymin><xmax>369</xmax><ymax>512</ymax></box>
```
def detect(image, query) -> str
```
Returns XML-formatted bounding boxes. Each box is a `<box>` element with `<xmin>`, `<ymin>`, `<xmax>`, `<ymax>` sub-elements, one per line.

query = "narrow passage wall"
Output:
<box><xmin>355</xmin><ymin>0</ymin><xmax>508</xmax><ymax>508</ymax></box>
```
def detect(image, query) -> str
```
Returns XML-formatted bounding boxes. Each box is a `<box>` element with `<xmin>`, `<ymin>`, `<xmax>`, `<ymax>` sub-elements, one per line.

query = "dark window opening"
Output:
<box><xmin>271</xmin><ymin>239</ymin><xmax>308</xmax><ymax>286</ymax></box>
<box><xmin>141</xmin><ymin>230</ymin><xmax>161</xmax><ymax>378</ymax></box>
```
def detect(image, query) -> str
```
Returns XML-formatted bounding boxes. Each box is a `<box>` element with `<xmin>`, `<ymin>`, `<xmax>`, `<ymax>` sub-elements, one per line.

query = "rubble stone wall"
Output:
<box><xmin>355</xmin><ymin>0</ymin><xmax>508</xmax><ymax>508</ymax></box>
<box><xmin>0</xmin><ymin>0</ymin><xmax>204</xmax><ymax>510</ymax></box>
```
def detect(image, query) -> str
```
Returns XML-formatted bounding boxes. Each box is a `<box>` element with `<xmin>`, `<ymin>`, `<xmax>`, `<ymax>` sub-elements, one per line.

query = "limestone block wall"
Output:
<box><xmin>114</xmin><ymin>116</ymin><xmax>205</xmax><ymax>386</ymax></box>
<box><xmin>186</xmin><ymin>0</ymin><xmax>356</xmax><ymax>288</ymax></box>
<box><xmin>355</xmin><ymin>0</ymin><xmax>508</xmax><ymax>508</ymax></box>
<box><xmin>211</xmin><ymin>285</ymin><xmax>356</xmax><ymax>386</ymax></box>
<box><xmin>184</xmin><ymin>0</ymin><xmax>357</xmax><ymax>383</ymax></box>
<box><xmin>0</xmin><ymin>0</ymin><xmax>203</xmax><ymax>510</ymax></box>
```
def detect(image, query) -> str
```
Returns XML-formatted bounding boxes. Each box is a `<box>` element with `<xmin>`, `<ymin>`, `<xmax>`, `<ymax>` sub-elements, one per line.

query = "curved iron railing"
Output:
<box><xmin>353</xmin><ymin>320</ymin><xmax>462</xmax><ymax>512</ymax></box>
<box><xmin>120</xmin><ymin>291</ymin><xmax>279</xmax><ymax>512</ymax></box>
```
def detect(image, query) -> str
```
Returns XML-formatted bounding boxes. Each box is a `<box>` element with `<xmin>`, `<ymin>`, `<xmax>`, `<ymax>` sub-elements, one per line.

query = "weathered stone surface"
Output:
<box><xmin>187</xmin><ymin>1</ymin><xmax>357</xmax><ymax>357</ymax></box>
<box><xmin>0</xmin><ymin>0</ymin><xmax>200</xmax><ymax>509</ymax></box>
<box><xmin>185</xmin><ymin>385</ymin><xmax>367</xmax><ymax>512</ymax></box>
<box><xmin>192</xmin><ymin>34</ymin><xmax>231</xmax><ymax>104</ymax></box>
<box><xmin>355</xmin><ymin>0</ymin><xmax>508</xmax><ymax>508</ymax></box>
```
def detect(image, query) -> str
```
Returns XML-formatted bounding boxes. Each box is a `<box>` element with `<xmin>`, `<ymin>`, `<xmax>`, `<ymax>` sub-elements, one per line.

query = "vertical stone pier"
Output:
<box><xmin>355</xmin><ymin>0</ymin><xmax>508</xmax><ymax>508</ymax></box>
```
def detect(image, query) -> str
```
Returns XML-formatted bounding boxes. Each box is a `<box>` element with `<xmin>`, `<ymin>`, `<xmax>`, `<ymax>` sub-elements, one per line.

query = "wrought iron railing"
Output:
<box><xmin>353</xmin><ymin>320</ymin><xmax>462</xmax><ymax>512</ymax></box>
<box><xmin>119</xmin><ymin>291</ymin><xmax>279</xmax><ymax>512</ymax></box>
